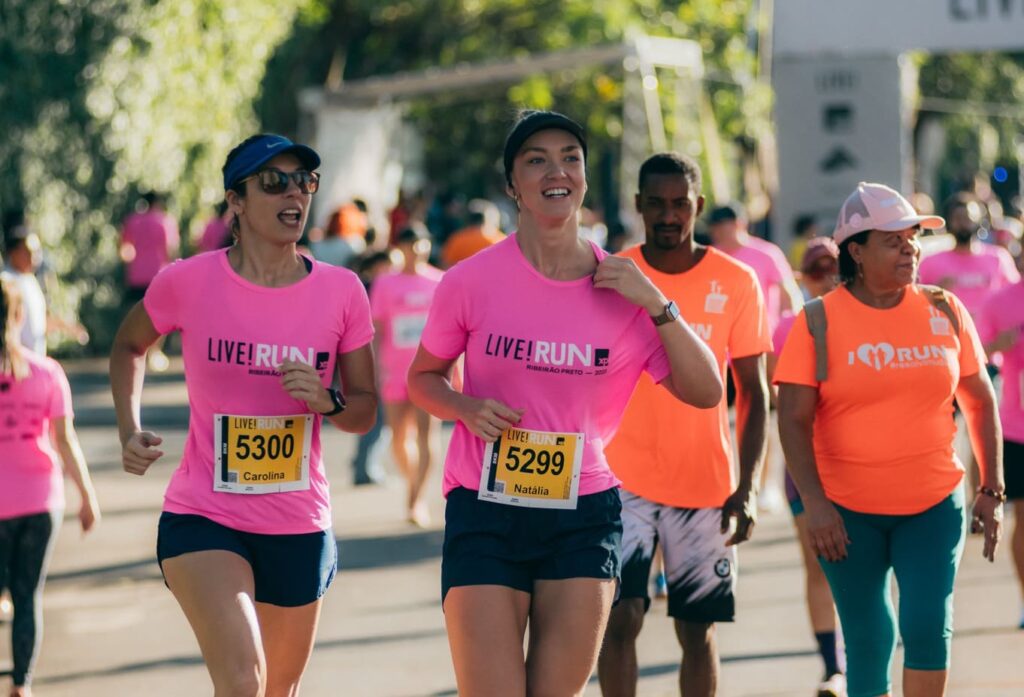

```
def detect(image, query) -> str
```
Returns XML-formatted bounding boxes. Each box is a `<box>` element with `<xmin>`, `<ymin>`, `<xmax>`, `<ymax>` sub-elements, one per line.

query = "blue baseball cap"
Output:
<box><xmin>222</xmin><ymin>134</ymin><xmax>321</xmax><ymax>190</ymax></box>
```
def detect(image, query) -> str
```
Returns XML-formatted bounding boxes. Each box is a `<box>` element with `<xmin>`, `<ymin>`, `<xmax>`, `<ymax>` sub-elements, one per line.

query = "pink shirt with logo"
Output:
<box><xmin>122</xmin><ymin>210</ymin><xmax>180</xmax><ymax>288</ymax></box>
<box><xmin>918</xmin><ymin>245</ymin><xmax>1020</xmax><ymax>318</ymax></box>
<box><xmin>722</xmin><ymin>235</ymin><xmax>795</xmax><ymax>332</ymax></box>
<box><xmin>420</xmin><ymin>234</ymin><xmax>671</xmax><ymax>498</ymax></box>
<box><xmin>370</xmin><ymin>267</ymin><xmax>444</xmax><ymax>403</ymax></box>
<box><xmin>977</xmin><ymin>281</ymin><xmax>1024</xmax><ymax>442</ymax></box>
<box><xmin>0</xmin><ymin>353</ymin><xmax>72</xmax><ymax>519</ymax></box>
<box><xmin>144</xmin><ymin>251</ymin><xmax>373</xmax><ymax>534</ymax></box>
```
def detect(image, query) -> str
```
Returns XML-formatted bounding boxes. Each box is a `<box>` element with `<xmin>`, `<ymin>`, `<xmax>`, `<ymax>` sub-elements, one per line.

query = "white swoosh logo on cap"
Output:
<box><xmin>267</xmin><ymin>142</ymin><xmax>283</xmax><ymax>149</ymax></box>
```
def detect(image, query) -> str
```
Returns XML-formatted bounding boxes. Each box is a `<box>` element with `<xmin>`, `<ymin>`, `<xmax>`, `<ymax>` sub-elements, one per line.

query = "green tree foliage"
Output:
<box><xmin>0</xmin><ymin>0</ymin><xmax>309</xmax><ymax>352</ymax></box>
<box><xmin>918</xmin><ymin>52</ymin><xmax>1024</xmax><ymax>202</ymax></box>
<box><xmin>257</xmin><ymin>0</ymin><xmax>767</xmax><ymax>209</ymax></box>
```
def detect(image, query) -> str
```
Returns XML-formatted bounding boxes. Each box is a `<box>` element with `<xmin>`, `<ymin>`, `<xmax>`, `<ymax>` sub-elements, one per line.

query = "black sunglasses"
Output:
<box><xmin>240</xmin><ymin>168</ymin><xmax>320</xmax><ymax>195</ymax></box>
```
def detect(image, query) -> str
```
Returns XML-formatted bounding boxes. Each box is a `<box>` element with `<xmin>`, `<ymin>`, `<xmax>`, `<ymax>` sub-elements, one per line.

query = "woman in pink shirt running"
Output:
<box><xmin>0</xmin><ymin>278</ymin><xmax>100</xmax><ymax>697</ymax></box>
<box><xmin>370</xmin><ymin>226</ymin><xmax>444</xmax><ymax>526</ymax></box>
<box><xmin>408</xmin><ymin>111</ymin><xmax>722</xmax><ymax>697</ymax></box>
<box><xmin>110</xmin><ymin>134</ymin><xmax>378</xmax><ymax>696</ymax></box>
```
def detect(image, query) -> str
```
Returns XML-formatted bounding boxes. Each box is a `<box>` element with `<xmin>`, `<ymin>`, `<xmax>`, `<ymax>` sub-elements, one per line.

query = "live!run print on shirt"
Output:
<box><xmin>419</xmin><ymin>235</ymin><xmax>671</xmax><ymax>499</ymax></box>
<box><xmin>206</xmin><ymin>337</ymin><xmax>331</xmax><ymax>378</ymax></box>
<box><xmin>142</xmin><ymin>250</ymin><xmax>374</xmax><ymax>535</ymax></box>
<box><xmin>773</xmin><ymin>284</ymin><xmax>986</xmax><ymax>515</ymax></box>
<box><xmin>483</xmin><ymin>333</ymin><xmax>610</xmax><ymax>376</ymax></box>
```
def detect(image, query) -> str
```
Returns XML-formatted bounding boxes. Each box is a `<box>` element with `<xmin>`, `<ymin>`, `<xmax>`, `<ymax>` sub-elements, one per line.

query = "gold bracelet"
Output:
<box><xmin>977</xmin><ymin>486</ymin><xmax>1007</xmax><ymax>503</ymax></box>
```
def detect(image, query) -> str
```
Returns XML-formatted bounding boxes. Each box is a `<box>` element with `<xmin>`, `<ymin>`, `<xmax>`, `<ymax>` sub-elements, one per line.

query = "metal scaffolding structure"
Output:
<box><xmin>299</xmin><ymin>35</ymin><xmax>704</xmax><ymax>226</ymax></box>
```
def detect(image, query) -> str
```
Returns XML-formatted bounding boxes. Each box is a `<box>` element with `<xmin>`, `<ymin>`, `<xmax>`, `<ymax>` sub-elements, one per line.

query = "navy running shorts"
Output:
<box><xmin>156</xmin><ymin>512</ymin><xmax>337</xmax><ymax>607</ymax></box>
<box><xmin>441</xmin><ymin>486</ymin><xmax>622</xmax><ymax>603</ymax></box>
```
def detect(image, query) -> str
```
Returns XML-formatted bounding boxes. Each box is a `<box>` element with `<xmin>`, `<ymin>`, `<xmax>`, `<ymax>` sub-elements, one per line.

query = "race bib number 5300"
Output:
<box><xmin>214</xmin><ymin>414</ymin><xmax>313</xmax><ymax>494</ymax></box>
<box><xmin>479</xmin><ymin>427</ymin><xmax>584</xmax><ymax>509</ymax></box>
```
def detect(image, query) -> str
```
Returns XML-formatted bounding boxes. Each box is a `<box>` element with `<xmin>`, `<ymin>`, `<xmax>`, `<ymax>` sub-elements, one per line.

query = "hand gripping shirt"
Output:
<box><xmin>144</xmin><ymin>250</ymin><xmax>373</xmax><ymax>534</ymax></box>
<box><xmin>0</xmin><ymin>352</ymin><xmax>73</xmax><ymax>519</ymax></box>
<box><xmin>604</xmin><ymin>246</ymin><xmax>771</xmax><ymax>508</ymax></box>
<box><xmin>773</xmin><ymin>285</ymin><xmax>985</xmax><ymax>515</ymax></box>
<box><xmin>419</xmin><ymin>234</ymin><xmax>671</xmax><ymax>497</ymax></box>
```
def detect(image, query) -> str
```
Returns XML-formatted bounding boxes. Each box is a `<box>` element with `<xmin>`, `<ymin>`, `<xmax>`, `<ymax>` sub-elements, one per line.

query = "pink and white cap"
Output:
<box><xmin>833</xmin><ymin>182</ymin><xmax>945</xmax><ymax>245</ymax></box>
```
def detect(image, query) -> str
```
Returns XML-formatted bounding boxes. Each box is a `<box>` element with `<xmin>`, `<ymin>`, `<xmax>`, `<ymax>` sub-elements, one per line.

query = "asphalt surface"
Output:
<box><xmin>1</xmin><ymin>357</ymin><xmax>1021</xmax><ymax>696</ymax></box>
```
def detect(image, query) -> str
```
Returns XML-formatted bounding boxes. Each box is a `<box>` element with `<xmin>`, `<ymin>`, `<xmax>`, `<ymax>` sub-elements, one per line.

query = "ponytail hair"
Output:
<box><xmin>0</xmin><ymin>278</ymin><xmax>29</xmax><ymax>381</ymax></box>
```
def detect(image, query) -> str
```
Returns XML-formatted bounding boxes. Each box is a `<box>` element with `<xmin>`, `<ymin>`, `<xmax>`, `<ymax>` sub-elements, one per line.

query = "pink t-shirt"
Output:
<box><xmin>420</xmin><ymin>234</ymin><xmax>671</xmax><ymax>498</ymax></box>
<box><xmin>370</xmin><ymin>267</ymin><xmax>444</xmax><ymax>403</ymax></box>
<box><xmin>722</xmin><ymin>235</ymin><xmax>795</xmax><ymax>332</ymax></box>
<box><xmin>977</xmin><ymin>281</ymin><xmax>1024</xmax><ymax>442</ymax></box>
<box><xmin>122</xmin><ymin>210</ymin><xmax>180</xmax><ymax>288</ymax></box>
<box><xmin>772</xmin><ymin>311</ymin><xmax>797</xmax><ymax>357</ymax></box>
<box><xmin>918</xmin><ymin>245</ymin><xmax>1020</xmax><ymax>318</ymax></box>
<box><xmin>144</xmin><ymin>250</ymin><xmax>373</xmax><ymax>534</ymax></box>
<box><xmin>198</xmin><ymin>216</ymin><xmax>230</xmax><ymax>253</ymax></box>
<box><xmin>0</xmin><ymin>353</ymin><xmax>72</xmax><ymax>519</ymax></box>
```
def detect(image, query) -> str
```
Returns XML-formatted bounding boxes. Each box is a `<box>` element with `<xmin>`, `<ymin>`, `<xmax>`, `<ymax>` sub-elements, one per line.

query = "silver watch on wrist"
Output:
<box><xmin>651</xmin><ymin>300</ymin><xmax>680</xmax><ymax>326</ymax></box>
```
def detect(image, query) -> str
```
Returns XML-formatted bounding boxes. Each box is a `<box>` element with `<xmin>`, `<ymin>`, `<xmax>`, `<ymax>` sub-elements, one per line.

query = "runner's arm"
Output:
<box><xmin>407</xmin><ymin>346</ymin><xmax>522</xmax><ymax>443</ymax></box>
<box><xmin>956</xmin><ymin>370</ymin><xmax>1004</xmax><ymax>562</ymax></box>
<box><xmin>777</xmin><ymin>382</ymin><xmax>849</xmax><ymax>561</ymax></box>
<box><xmin>957</xmin><ymin>370</ymin><xmax>1003</xmax><ymax>493</ymax></box>
<box><xmin>329</xmin><ymin>344</ymin><xmax>378</xmax><ymax>433</ymax></box>
<box><xmin>109</xmin><ymin>302</ymin><xmax>161</xmax><ymax>445</ymax></box>
<box><xmin>652</xmin><ymin>310</ymin><xmax>723</xmax><ymax>408</ymax></box>
<box><xmin>721</xmin><ymin>354</ymin><xmax>769</xmax><ymax>545</ymax></box>
<box><xmin>109</xmin><ymin>302</ymin><xmax>166</xmax><ymax>473</ymax></box>
<box><xmin>779</xmin><ymin>276</ymin><xmax>803</xmax><ymax>315</ymax></box>
<box><xmin>593</xmin><ymin>256</ymin><xmax>721</xmax><ymax>408</ymax></box>
<box><xmin>52</xmin><ymin>416</ymin><xmax>100</xmax><ymax>533</ymax></box>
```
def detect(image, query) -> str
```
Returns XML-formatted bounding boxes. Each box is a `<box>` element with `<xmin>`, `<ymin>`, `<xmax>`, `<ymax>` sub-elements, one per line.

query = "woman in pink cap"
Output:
<box><xmin>775</xmin><ymin>182</ymin><xmax>1003</xmax><ymax>697</ymax></box>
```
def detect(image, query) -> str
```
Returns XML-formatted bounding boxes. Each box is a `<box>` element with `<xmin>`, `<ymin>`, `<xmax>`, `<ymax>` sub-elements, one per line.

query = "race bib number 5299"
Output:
<box><xmin>479</xmin><ymin>427</ymin><xmax>584</xmax><ymax>509</ymax></box>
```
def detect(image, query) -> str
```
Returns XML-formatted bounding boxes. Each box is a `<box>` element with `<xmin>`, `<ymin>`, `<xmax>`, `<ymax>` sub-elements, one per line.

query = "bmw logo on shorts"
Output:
<box><xmin>714</xmin><ymin>558</ymin><xmax>732</xmax><ymax>579</ymax></box>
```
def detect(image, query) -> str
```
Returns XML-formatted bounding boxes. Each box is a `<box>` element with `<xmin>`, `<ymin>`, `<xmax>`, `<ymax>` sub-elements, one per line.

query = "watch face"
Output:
<box><xmin>667</xmin><ymin>301</ymin><xmax>680</xmax><ymax>320</ymax></box>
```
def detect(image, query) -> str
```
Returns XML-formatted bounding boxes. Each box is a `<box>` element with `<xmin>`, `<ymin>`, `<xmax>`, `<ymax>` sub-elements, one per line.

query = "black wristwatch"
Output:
<box><xmin>651</xmin><ymin>300</ymin><xmax>681</xmax><ymax>326</ymax></box>
<box><xmin>320</xmin><ymin>388</ymin><xmax>347</xmax><ymax>416</ymax></box>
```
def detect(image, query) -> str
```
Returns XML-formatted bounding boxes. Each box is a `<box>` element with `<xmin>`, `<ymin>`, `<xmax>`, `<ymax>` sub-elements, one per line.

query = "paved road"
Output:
<box><xmin>2</xmin><ymin>358</ymin><xmax>1022</xmax><ymax>696</ymax></box>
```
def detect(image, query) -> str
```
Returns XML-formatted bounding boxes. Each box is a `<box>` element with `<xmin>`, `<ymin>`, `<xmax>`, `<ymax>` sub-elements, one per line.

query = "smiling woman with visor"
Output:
<box><xmin>109</xmin><ymin>134</ymin><xmax>378</xmax><ymax>696</ymax></box>
<box><xmin>408</xmin><ymin>111</ymin><xmax>722</xmax><ymax>696</ymax></box>
<box><xmin>775</xmin><ymin>182</ymin><xmax>1004</xmax><ymax>697</ymax></box>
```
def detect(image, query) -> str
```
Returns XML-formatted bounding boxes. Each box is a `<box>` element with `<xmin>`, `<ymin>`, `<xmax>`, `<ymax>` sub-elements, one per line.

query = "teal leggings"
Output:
<box><xmin>820</xmin><ymin>486</ymin><xmax>966</xmax><ymax>697</ymax></box>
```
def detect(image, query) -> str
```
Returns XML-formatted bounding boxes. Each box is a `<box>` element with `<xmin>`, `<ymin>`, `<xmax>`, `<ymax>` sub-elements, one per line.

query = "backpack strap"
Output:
<box><xmin>804</xmin><ymin>297</ymin><xmax>828</xmax><ymax>382</ymax></box>
<box><xmin>918</xmin><ymin>284</ymin><xmax>960</xmax><ymax>336</ymax></box>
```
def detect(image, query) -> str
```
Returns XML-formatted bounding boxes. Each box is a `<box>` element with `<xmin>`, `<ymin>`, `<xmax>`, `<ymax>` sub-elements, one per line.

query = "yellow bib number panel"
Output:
<box><xmin>214</xmin><ymin>414</ymin><xmax>313</xmax><ymax>494</ymax></box>
<box><xmin>479</xmin><ymin>427</ymin><xmax>584</xmax><ymax>509</ymax></box>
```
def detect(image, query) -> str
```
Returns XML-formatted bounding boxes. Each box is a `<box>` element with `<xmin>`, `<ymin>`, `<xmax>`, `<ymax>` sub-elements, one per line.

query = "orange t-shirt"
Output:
<box><xmin>442</xmin><ymin>227</ymin><xmax>506</xmax><ymax>268</ymax></box>
<box><xmin>773</xmin><ymin>285</ymin><xmax>985</xmax><ymax>515</ymax></box>
<box><xmin>605</xmin><ymin>246</ymin><xmax>771</xmax><ymax>508</ymax></box>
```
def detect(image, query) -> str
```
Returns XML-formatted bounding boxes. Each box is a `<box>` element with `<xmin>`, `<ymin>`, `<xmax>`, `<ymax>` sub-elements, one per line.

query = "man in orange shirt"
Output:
<box><xmin>440</xmin><ymin>199</ymin><xmax>505</xmax><ymax>268</ymax></box>
<box><xmin>598</xmin><ymin>153</ymin><xmax>771</xmax><ymax>697</ymax></box>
